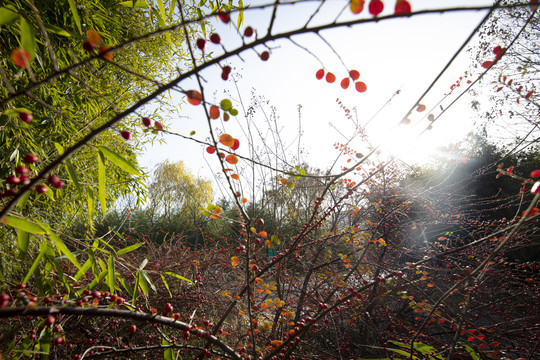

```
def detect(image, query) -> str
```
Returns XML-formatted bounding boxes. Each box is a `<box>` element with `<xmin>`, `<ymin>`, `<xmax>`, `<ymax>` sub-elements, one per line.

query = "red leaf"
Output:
<box><xmin>493</xmin><ymin>45</ymin><xmax>502</xmax><ymax>56</ymax></box>
<box><xmin>206</xmin><ymin>146</ymin><xmax>216</xmax><ymax>154</ymax></box>
<box><xmin>395</xmin><ymin>0</ymin><xmax>411</xmax><ymax>14</ymax></box>
<box><xmin>316</xmin><ymin>69</ymin><xmax>325</xmax><ymax>80</ymax></box>
<box><xmin>416</xmin><ymin>104</ymin><xmax>426</xmax><ymax>112</ymax></box>
<box><xmin>355</xmin><ymin>81</ymin><xmax>367</xmax><ymax>93</ymax></box>
<box><xmin>209</xmin><ymin>105</ymin><xmax>220</xmax><ymax>119</ymax></box>
<box><xmin>530</xmin><ymin>170</ymin><xmax>540</xmax><ymax>178</ymax></box>
<box><xmin>482</xmin><ymin>61</ymin><xmax>493</xmax><ymax>69</ymax></box>
<box><xmin>368</xmin><ymin>0</ymin><xmax>384</xmax><ymax>16</ymax></box>
<box><xmin>349</xmin><ymin>70</ymin><xmax>360</xmax><ymax>80</ymax></box>
<box><xmin>326</xmin><ymin>72</ymin><xmax>336</xmax><ymax>83</ymax></box>
<box><xmin>231</xmin><ymin>138</ymin><xmax>240</xmax><ymax>150</ymax></box>
<box><xmin>525</xmin><ymin>90</ymin><xmax>534</xmax><ymax>99</ymax></box>
<box><xmin>341</xmin><ymin>78</ymin><xmax>350</xmax><ymax>89</ymax></box>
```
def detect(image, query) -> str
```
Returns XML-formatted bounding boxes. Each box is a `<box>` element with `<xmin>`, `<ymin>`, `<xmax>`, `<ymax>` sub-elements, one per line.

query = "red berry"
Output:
<box><xmin>210</xmin><ymin>33</ymin><xmax>221</xmax><ymax>44</ymax></box>
<box><xmin>222</xmin><ymin>65</ymin><xmax>231</xmax><ymax>74</ymax></box>
<box><xmin>244</xmin><ymin>26</ymin><xmax>254</xmax><ymax>37</ymax></box>
<box><xmin>52</xmin><ymin>180</ymin><xmax>65</xmax><ymax>189</ymax></box>
<box><xmin>315</xmin><ymin>69</ymin><xmax>325</xmax><ymax>80</ymax></box>
<box><xmin>164</xmin><ymin>303</ymin><xmax>173</xmax><ymax>314</ymax></box>
<box><xmin>19</xmin><ymin>112</ymin><xmax>33</xmax><ymax>123</ymax></box>
<box><xmin>257</xmin><ymin>218</ymin><xmax>264</xmax><ymax>226</ymax></box>
<box><xmin>341</xmin><ymin>78</ymin><xmax>350</xmax><ymax>89</ymax></box>
<box><xmin>196</xmin><ymin>38</ymin><xmax>207</xmax><ymax>51</ymax></box>
<box><xmin>47</xmin><ymin>175</ymin><xmax>60</xmax><ymax>185</ymax></box>
<box><xmin>54</xmin><ymin>337</ymin><xmax>64</xmax><ymax>345</ymax></box>
<box><xmin>35</xmin><ymin>184</ymin><xmax>48</xmax><ymax>194</ymax></box>
<box><xmin>6</xmin><ymin>176</ymin><xmax>21</xmax><ymax>185</ymax></box>
<box><xmin>218</xmin><ymin>10</ymin><xmax>230</xmax><ymax>23</ymax></box>
<box><xmin>15</xmin><ymin>166</ymin><xmax>29</xmax><ymax>175</ymax></box>
<box><xmin>23</xmin><ymin>153</ymin><xmax>38</xmax><ymax>164</ymax></box>
<box><xmin>120</xmin><ymin>130</ymin><xmax>132</xmax><ymax>140</ymax></box>
<box><xmin>0</xmin><ymin>294</ymin><xmax>9</xmax><ymax>308</ymax></box>
<box><xmin>45</xmin><ymin>315</ymin><xmax>55</xmax><ymax>326</ymax></box>
<box><xmin>115</xmin><ymin>297</ymin><xmax>125</xmax><ymax>305</ymax></box>
<box><xmin>254</xmin><ymin>238</ymin><xmax>261</xmax><ymax>245</ymax></box>
<box><xmin>128</xmin><ymin>325</ymin><xmax>137</xmax><ymax>334</ymax></box>
<box><xmin>142</xmin><ymin>117</ymin><xmax>152</xmax><ymax>127</ymax></box>
<box><xmin>260</xmin><ymin>51</ymin><xmax>270</xmax><ymax>61</ymax></box>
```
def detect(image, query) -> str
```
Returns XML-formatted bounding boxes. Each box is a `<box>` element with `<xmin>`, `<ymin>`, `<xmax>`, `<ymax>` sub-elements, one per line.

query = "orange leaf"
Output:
<box><xmin>209</xmin><ymin>105</ymin><xmax>220</xmax><ymax>119</ymax></box>
<box><xmin>225</xmin><ymin>154</ymin><xmax>238</xmax><ymax>164</ymax></box>
<box><xmin>86</xmin><ymin>29</ymin><xmax>102</xmax><ymax>46</ymax></box>
<box><xmin>341</xmin><ymin>78</ymin><xmax>350</xmax><ymax>89</ymax></box>
<box><xmin>231</xmin><ymin>174</ymin><xmax>240</xmax><ymax>180</ymax></box>
<box><xmin>326</xmin><ymin>72</ymin><xmax>336</xmax><ymax>83</ymax></box>
<box><xmin>350</xmin><ymin>0</ymin><xmax>365</xmax><ymax>14</ymax></box>
<box><xmin>259</xmin><ymin>231</ymin><xmax>267</xmax><ymax>238</ymax></box>
<box><xmin>219</xmin><ymin>134</ymin><xmax>235</xmax><ymax>147</ymax></box>
<box><xmin>416</xmin><ymin>104</ymin><xmax>426</xmax><ymax>112</ymax></box>
<box><xmin>10</xmin><ymin>49</ymin><xmax>30</xmax><ymax>68</ymax></box>
<box><xmin>241</xmin><ymin>197</ymin><xmax>248</xmax><ymax>204</ymax></box>
<box><xmin>186</xmin><ymin>90</ymin><xmax>202</xmax><ymax>106</ymax></box>
<box><xmin>98</xmin><ymin>45</ymin><xmax>113</xmax><ymax>61</ymax></box>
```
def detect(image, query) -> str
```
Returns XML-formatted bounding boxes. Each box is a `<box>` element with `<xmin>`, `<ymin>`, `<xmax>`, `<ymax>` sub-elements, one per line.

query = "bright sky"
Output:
<box><xmin>139</xmin><ymin>0</ymin><xmax>494</xmax><ymax>191</ymax></box>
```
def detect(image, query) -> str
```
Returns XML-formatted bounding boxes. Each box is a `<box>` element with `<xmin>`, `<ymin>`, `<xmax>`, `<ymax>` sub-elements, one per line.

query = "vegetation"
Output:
<box><xmin>0</xmin><ymin>1</ymin><xmax>538</xmax><ymax>360</ymax></box>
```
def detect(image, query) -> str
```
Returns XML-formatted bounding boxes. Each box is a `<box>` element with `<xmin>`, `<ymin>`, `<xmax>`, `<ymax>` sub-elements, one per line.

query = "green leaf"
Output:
<box><xmin>220</xmin><ymin>99</ymin><xmax>232</xmax><ymax>111</ymax></box>
<box><xmin>48</xmin><ymin>229</ymin><xmax>81</xmax><ymax>269</ymax></box>
<box><xmin>87</xmin><ymin>269</ymin><xmax>108</xmax><ymax>290</ymax></box>
<box><xmin>154</xmin><ymin>11</ymin><xmax>173</xmax><ymax>47</ymax></box>
<box><xmin>23</xmin><ymin>241</ymin><xmax>48</xmax><ymax>284</ymax></box>
<box><xmin>20</xmin><ymin>17</ymin><xmax>37</xmax><ymax>59</ymax></box>
<box><xmin>139</xmin><ymin>258</ymin><xmax>148</xmax><ymax>270</ymax></box>
<box><xmin>141</xmin><ymin>270</ymin><xmax>156</xmax><ymax>292</ymax></box>
<box><xmin>160</xmin><ymin>274</ymin><xmax>172</xmax><ymax>298</ymax></box>
<box><xmin>116</xmin><ymin>273</ymin><xmax>133</xmax><ymax>297</ymax></box>
<box><xmin>17</xmin><ymin>191</ymin><xmax>31</xmax><ymax>211</ymax></box>
<box><xmin>107</xmin><ymin>256</ymin><xmax>115</xmax><ymax>294</ymax></box>
<box><xmin>98</xmin><ymin>146</ymin><xmax>143</xmax><ymax>176</ymax></box>
<box><xmin>98</xmin><ymin>151</ymin><xmax>107</xmax><ymax>215</ymax></box>
<box><xmin>168</xmin><ymin>0</ymin><xmax>177</xmax><ymax>18</ymax></box>
<box><xmin>460</xmin><ymin>343</ymin><xmax>480</xmax><ymax>360</ymax></box>
<box><xmin>132</xmin><ymin>271</ymin><xmax>140</xmax><ymax>305</ymax></box>
<box><xmin>165</xmin><ymin>271</ymin><xmax>193</xmax><ymax>283</ymax></box>
<box><xmin>44</xmin><ymin>23</ymin><xmax>72</xmax><ymax>37</ymax></box>
<box><xmin>17</xmin><ymin>230</ymin><xmax>30</xmax><ymax>260</ymax></box>
<box><xmin>117</xmin><ymin>242</ymin><xmax>144</xmax><ymax>255</ymax></box>
<box><xmin>119</xmin><ymin>1</ymin><xmax>150</xmax><ymax>9</ymax></box>
<box><xmin>67</xmin><ymin>0</ymin><xmax>82</xmax><ymax>34</ymax></box>
<box><xmin>3</xmin><ymin>215</ymin><xmax>45</xmax><ymax>234</ymax></box>
<box><xmin>156</xmin><ymin>0</ymin><xmax>166</xmax><ymax>22</ymax></box>
<box><xmin>0</xmin><ymin>7</ymin><xmax>18</xmax><ymax>26</ymax></box>
<box><xmin>37</xmin><ymin>327</ymin><xmax>52</xmax><ymax>359</ymax></box>
<box><xmin>66</xmin><ymin>162</ymin><xmax>81</xmax><ymax>191</ymax></box>
<box><xmin>53</xmin><ymin>142</ymin><xmax>64</xmax><ymax>155</ymax></box>
<box><xmin>87</xmin><ymin>190</ymin><xmax>94</xmax><ymax>232</ymax></box>
<box><xmin>43</xmin><ymin>184</ymin><xmax>54</xmax><ymax>201</ymax></box>
<box><xmin>163</xmin><ymin>338</ymin><xmax>173</xmax><ymax>360</ymax></box>
<box><xmin>137</xmin><ymin>271</ymin><xmax>149</xmax><ymax>296</ymax></box>
<box><xmin>74</xmin><ymin>257</ymin><xmax>93</xmax><ymax>281</ymax></box>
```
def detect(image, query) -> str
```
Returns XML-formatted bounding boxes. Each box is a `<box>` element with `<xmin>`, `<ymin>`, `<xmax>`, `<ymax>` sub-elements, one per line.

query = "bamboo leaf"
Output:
<box><xmin>138</xmin><ymin>271</ymin><xmax>149</xmax><ymax>296</ymax></box>
<box><xmin>74</xmin><ymin>257</ymin><xmax>93</xmax><ymax>281</ymax></box>
<box><xmin>117</xmin><ymin>242</ymin><xmax>144</xmax><ymax>255</ymax></box>
<box><xmin>98</xmin><ymin>151</ymin><xmax>106</xmax><ymax>215</ymax></box>
<box><xmin>107</xmin><ymin>256</ymin><xmax>115</xmax><ymax>294</ymax></box>
<box><xmin>165</xmin><ymin>271</ymin><xmax>193</xmax><ymax>283</ymax></box>
<box><xmin>87</xmin><ymin>190</ymin><xmax>94</xmax><ymax>232</ymax></box>
<box><xmin>0</xmin><ymin>7</ymin><xmax>18</xmax><ymax>26</ymax></box>
<box><xmin>20</xmin><ymin>17</ymin><xmax>37</xmax><ymax>59</ymax></box>
<box><xmin>17</xmin><ymin>230</ymin><xmax>29</xmax><ymax>259</ymax></box>
<box><xmin>66</xmin><ymin>162</ymin><xmax>81</xmax><ymax>191</ymax></box>
<box><xmin>67</xmin><ymin>0</ymin><xmax>82</xmax><ymax>34</ymax></box>
<box><xmin>98</xmin><ymin>146</ymin><xmax>142</xmax><ymax>176</ymax></box>
<box><xmin>44</xmin><ymin>23</ymin><xmax>72</xmax><ymax>37</ymax></box>
<box><xmin>141</xmin><ymin>270</ymin><xmax>156</xmax><ymax>292</ymax></box>
<box><xmin>46</xmin><ymin>228</ymin><xmax>81</xmax><ymax>269</ymax></box>
<box><xmin>160</xmin><ymin>274</ymin><xmax>172</xmax><ymax>298</ymax></box>
<box><xmin>116</xmin><ymin>273</ymin><xmax>133</xmax><ymax>296</ymax></box>
<box><xmin>119</xmin><ymin>1</ymin><xmax>149</xmax><ymax>9</ymax></box>
<box><xmin>3</xmin><ymin>215</ymin><xmax>45</xmax><ymax>234</ymax></box>
<box><xmin>163</xmin><ymin>338</ymin><xmax>173</xmax><ymax>360</ymax></box>
<box><xmin>17</xmin><ymin>191</ymin><xmax>31</xmax><ymax>211</ymax></box>
<box><xmin>23</xmin><ymin>241</ymin><xmax>48</xmax><ymax>284</ymax></box>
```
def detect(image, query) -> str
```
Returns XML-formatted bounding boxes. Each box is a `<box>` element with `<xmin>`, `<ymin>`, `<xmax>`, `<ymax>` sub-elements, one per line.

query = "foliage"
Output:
<box><xmin>0</xmin><ymin>1</ymin><xmax>539</xmax><ymax>360</ymax></box>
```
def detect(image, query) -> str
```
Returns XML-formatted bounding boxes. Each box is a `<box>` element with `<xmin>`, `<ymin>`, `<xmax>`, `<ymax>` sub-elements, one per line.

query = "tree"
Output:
<box><xmin>0</xmin><ymin>1</ymin><xmax>539</xmax><ymax>360</ymax></box>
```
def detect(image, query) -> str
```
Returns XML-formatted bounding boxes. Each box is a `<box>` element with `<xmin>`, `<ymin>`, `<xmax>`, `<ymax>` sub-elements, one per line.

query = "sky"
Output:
<box><xmin>139</xmin><ymin>0</ymin><xmax>495</xmax><ymax>193</ymax></box>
